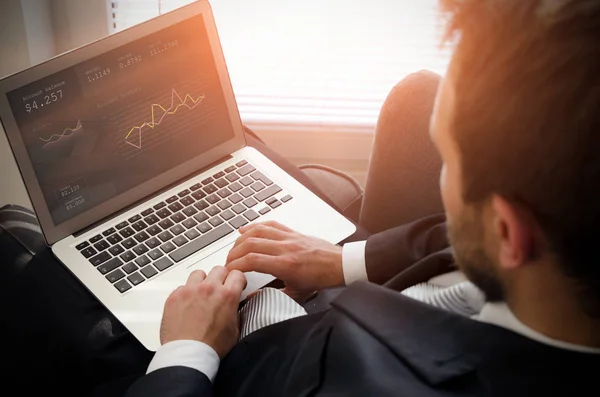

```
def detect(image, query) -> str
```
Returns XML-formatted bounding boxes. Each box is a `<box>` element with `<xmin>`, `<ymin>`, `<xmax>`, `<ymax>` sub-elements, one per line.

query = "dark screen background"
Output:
<box><xmin>7</xmin><ymin>15</ymin><xmax>235</xmax><ymax>225</ymax></box>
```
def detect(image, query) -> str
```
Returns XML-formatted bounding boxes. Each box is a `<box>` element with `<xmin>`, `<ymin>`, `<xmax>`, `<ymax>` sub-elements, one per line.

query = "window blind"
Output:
<box><xmin>109</xmin><ymin>0</ymin><xmax>451</xmax><ymax>131</ymax></box>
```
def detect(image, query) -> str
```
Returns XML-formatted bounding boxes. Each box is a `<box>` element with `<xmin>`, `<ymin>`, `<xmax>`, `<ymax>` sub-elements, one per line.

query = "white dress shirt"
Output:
<box><xmin>146</xmin><ymin>240</ymin><xmax>599</xmax><ymax>381</ymax></box>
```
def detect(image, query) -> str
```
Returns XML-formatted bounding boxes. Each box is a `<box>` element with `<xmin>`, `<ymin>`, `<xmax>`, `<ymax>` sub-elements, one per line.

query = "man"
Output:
<box><xmin>124</xmin><ymin>0</ymin><xmax>600</xmax><ymax>395</ymax></box>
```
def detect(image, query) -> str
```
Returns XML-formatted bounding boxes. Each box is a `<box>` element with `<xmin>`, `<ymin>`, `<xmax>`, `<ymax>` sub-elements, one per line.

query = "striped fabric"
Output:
<box><xmin>401</xmin><ymin>281</ymin><xmax>486</xmax><ymax>317</ymax></box>
<box><xmin>238</xmin><ymin>288</ymin><xmax>307</xmax><ymax>339</ymax></box>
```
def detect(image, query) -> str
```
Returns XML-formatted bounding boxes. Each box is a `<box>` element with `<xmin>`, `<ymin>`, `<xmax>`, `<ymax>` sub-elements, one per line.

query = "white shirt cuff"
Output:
<box><xmin>342</xmin><ymin>240</ymin><xmax>368</xmax><ymax>285</ymax></box>
<box><xmin>146</xmin><ymin>340</ymin><xmax>220</xmax><ymax>382</ymax></box>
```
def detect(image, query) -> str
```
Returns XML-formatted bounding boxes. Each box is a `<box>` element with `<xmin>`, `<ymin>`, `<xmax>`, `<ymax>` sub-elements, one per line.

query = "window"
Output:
<box><xmin>109</xmin><ymin>0</ymin><xmax>451</xmax><ymax>132</ymax></box>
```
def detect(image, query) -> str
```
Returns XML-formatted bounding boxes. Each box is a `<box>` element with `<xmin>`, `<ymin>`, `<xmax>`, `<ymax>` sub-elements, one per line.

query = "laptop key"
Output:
<box><xmin>133</xmin><ymin>244</ymin><xmax>149</xmax><ymax>256</ymax></box>
<box><xmin>206</xmin><ymin>206</ymin><xmax>220</xmax><ymax>217</ymax></box>
<box><xmin>180</xmin><ymin>196</ymin><xmax>195</xmax><ymax>207</ymax></box>
<box><xmin>194</xmin><ymin>200</ymin><xmax>209</xmax><ymax>211</ymax></box>
<box><xmin>122</xmin><ymin>262</ymin><xmax>139</xmax><ymax>274</ymax></box>
<box><xmin>243</xmin><ymin>210</ymin><xmax>260</xmax><ymax>221</ymax></box>
<box><xmin>81</xmin><ymin>247</ymin><xmax>97</xmax><ymax>258</ymax></box>
<box><xmin>140</xmin><ymin>265</ymin><xmax>158</xmax><ymax>279</ymax></box>
<box><xmin>250</xmin><ymin>171</ymin><xmax>273</xmax><ymax>186</ymax></box>
<box><xmin>106</xmin><ymin>269</ymin><xmax>125</xmax><ymax>283</ymax></box>
<box><xmin>266</xmin><ymin>197</ymin><xmax>277</xmax><ymax>205</ymax></box>
<box><xmin>225</xmin><ymin>165</ymin><xmax>237</xmax><ymax>173</ymax></box>
<box><xmin>209</xmin><ymin>216</ymin><xmax>224</xmax><ymax>227</ymax></box>
<box><xmin>144</xmin><ymin>214</ymin><xmax>160</xmax><ymax>225</ymax></box>
<box><xmin>148</xmin><ymin>249</ymin><xmax>164</xmax><ymax>260</ymax></box>
<box><xmin>255</xmin><ymin>184</ymin><xmax>282</xmax><ymax>202</ymax></box>
<box><xmin>173</xmin><ymin>235</ymin><xmax>188</xmax><ymax>247</ymax></box>
<box><xmin>251</xmin><ymin>181</ymin><xmax>266</xmax><ymax>192</ymax></box>
<box><xmin>122</xmin><ymin>238</ymin><xmax>136</xmax><ymax>249</ymax></box>
<box><xmin>203</xmin><ymin>184</ymin><xmax>218</xmax><ymax>194</ymax></box>
<box><xmin>218</xmin><ymin>200</ymin><xmax>232</xmax><ymax>210</ymax></box>
<box><xmin>221</xmin><ymin>209</ymin><xmax>235</xmax><ymax>221</ymax></box>
<box><xmin>215</xmin><ymin>178</ymin><xmax>228</xmax><ymax>188</ymax></box>
<box><xmin>94</xmin><ymin>240</ymin><xmax>110</xmax><ymax>252</ymax></box>
<box><xmin>217</xmin><ymin>188</ymin><xmax>232</xmax><ymax>198</ymax></box>
<box><xmin>237</xmin><ymin>164</ymin><xmax>256</xmax><ymax>176</ymax></box>
<box><xmin>90</xmin><ymin>234</ymin><xmax>102</xmax><ymax>244</ymax></box>
<box><xmin>270</xmin><ymin>200</ymin><xmax>282</xmax><ymax>209</ymax></box>
<box><xmin>197</xmin><ymin>222</ymin><xmax>212</xmax><ymax>233</ymax></box>
<box><xmin>185</xmin><ymin>229</ymin><xmax>200</xmax><ymax>240</ymax></box>
<box><xmin>159</xmin><ymin>219</ymin><xmax>175</xmax><ymax>230</ymax></box>
<box><xmin>170</xmin><ymin>224</ymin><xmax>185</xmax><ymax>236</ymax></box>
<box><xmin>98</xmin><ymin>257</ymin><xmax>123</xmax><ymax>274</ymax></box>
<box><xmin>168</xmin><ymin>202</ymin><xmax>183</xmax><ymax>213</ymax></box>
<box><xmin>240</xmin><ymin>176</ymin><xmax>254</xmax><ymax>186</ymax></box>
<box><xmin>134</xmin><ymin>231</ymin><xmax>150</xmax><ymax>243</ymax></box>
<box><xmin>109</xmin><ymin>245</ymin><xmax>125</xmax><ymax>256</ymax></box>
<box><xmin>183</xmin><ymin>218</ymin><xmax>197</xmax><ymax>229</ymax></box>
<box><xmin>183</xmin><ymin>206</ymin><xmax>198</xmax><ymax>217</ymax></box>
<box><xmin>161</xmin><ymin>242</ymin><xmax>176</xmax><ymax>253</ymax></box>
<box><xmin>229</xmin><ymin>182</ymin><xmax>243</xmax><ymax>192</ymax></box>
<box><xmin>132</xmin><ymin>221</ymin><xmax>147</xmax><ymax>232</ymax></box>
<box><xmin>154</xmin><ymin>257</ymin><xmax>174</xmax><ymax>271</ymax></box>
<box><xmin>225</xmin><ymin>172</ymin><xmax>240</xmax><ymax>182</ymax></box>
<box><xmin>146</xmin><ymin>237</ymin><xmax>160</xmax><ymax>249</ymax></box>
<box><xmin>170</xmin><ymin>223</ymin><xmax>234</xmax><ymax>262</ymax></box>
<box><xmin>103</xmin><ymin>228</ymin><xmax>116</xmax><ymax>237</ymax></box>
<box><xmin>107</xmin><ymin>233</ymin><xmax>123</xmax><ymax>245</ymax></box>
<box><xmin>259</xmin><ymin>207</ymin><xmax>271</xmax><ymax>215</ymax></box>
<box><xmin>141</xmin><ymin>208</ymin><xmax>154</xmax><ymax>217</ymax></box>
<box><xmin>236</xmin><ymin>160</ymin><xmax>247</xmax><ymax>167</ymax></box>
<box><xmin>120</xmin><ymin>250</ymin><xmax>136</xmax><ymax>262</ymax></box>
<box><xmin>135</xmin><ymin>255</ymin><xmax>150</xmax><ymax>267</ymax></box>
<box><xmin>206</xmin><ymin>194</ymin><xmax>220</xmax><ymax>205</ymax></box>
<box><xmin>128</xmin><ymin>214</ymin><xmax>142</xmax><ymax>223</ymax></box>
<box><xmin>213</xmin><ymin>171</ymin><xmax>225</xmax><ymax>179</ymax></box>
<box><xmin>240</xmin><ymin>188</ymin><xmax>254</xmax><ymax>198</ymax></box>
<box><xmin>114</xmin><ymin>279</ymin><xmax>132</xmax><ymax>293</ymax></box>
<box><xmin>128</xmin><ymin>272</ymin><xmax>145</xmax><ymax>286</ymax></box>
<box><xmin>89</xmin><ymin>251</ymin><xmax>111</xmax><ymax>266</ymax></box>
<box><xmin>158</xmin><ymin>231</ymin><xmax>174</xmax><ymax>242</ymax></box>
<box><xmin>229</xmin><ymin>193</ymin><xmax>243</xmax><ymax>204</ymax></box>
<box><xmin>166</xmin><ymin>196</ymin><xmax>178</xmax><ymax>204</ymax></box>
<box><xmin>120</xmin><ymin>227</ymin><xmax>135</xmax><ymax>238</ymax></box>
<box><xmin>115</xmin><ymin>221</ymin><xmax>129</xmax><ymax>230</ymax></box>
<box><xmin>178</xmin><ymin>189</ymin><xmax>190</xmax><ymax>198</ymax></box>
<box><xmin>190</xmin><ymin>183</ymin><xmax>202</xmax><ymax>191</ymax></box>
<box><xmin>232</xmin><ymin>204</ymin><xmax>246</xmax><ymax>214</ymax></box>
<box><xmin>192</xmin><ymin>190</ymin><xmax>207</xmax><ymax>200</ymax></box>
<box><xmin>194</xmin><ymin>212</ymin><xmax>209</xmax><ymax>223</ymax></box>
<box><xmin>243</xmin><ymin>197</ymin><xmax>258</xmax><ymax>208</ymax></box>
<box><xmin>229</xmin><ymin>216</ymin><xmax>249</xmax><ymax>229</ymax></box>
<box><xmin>157</xmin><ymin>208</ymin><xmax>172</xmax><ymax>219</ymax></box>
<box><xmin>153</xmin><ymin>202</ymin><xmax>167</xmax><ymax>210</ymax></box>
<box><xmin>147</xmin><ymin>225</ymin><xmax>162</xmax><ymax>236</ymax></box>
<box><xmin>170</xmin><ymin>212</ymin><xmax>186</xmax><ymax>223</ymax></box>
<box><xmin>202</xmin><ymin>177</ymin><xmax>214</xmax><ymax>185</ymax></box>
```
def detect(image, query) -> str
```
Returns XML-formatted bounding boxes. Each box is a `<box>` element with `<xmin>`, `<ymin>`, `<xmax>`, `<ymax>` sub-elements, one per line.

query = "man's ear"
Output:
<box><xmin>490</xmin><ymin>195</ymin><xmax>534</xmax><ymax>270</ymax></box>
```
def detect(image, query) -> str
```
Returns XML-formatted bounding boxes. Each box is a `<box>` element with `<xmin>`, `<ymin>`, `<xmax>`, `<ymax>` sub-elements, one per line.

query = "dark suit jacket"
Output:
<box><xmin>126</xmin><ymin>215</ymin><xmax>599</xmax><ymax>396</ymax></box>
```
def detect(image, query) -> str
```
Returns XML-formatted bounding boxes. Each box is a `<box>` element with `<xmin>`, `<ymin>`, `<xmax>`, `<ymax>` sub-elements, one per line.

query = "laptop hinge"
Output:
<box><xmin>73</xmin><ymin>154</ymin><xmax>233</xmax><ymax>238</ymax></box>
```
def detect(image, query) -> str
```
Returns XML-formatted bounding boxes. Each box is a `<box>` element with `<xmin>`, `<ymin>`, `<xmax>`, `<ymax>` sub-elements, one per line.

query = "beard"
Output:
<box><xmin>447</xmin><ymin>208</ymin><xmax>506</xmax><ymax>303</ymax></box>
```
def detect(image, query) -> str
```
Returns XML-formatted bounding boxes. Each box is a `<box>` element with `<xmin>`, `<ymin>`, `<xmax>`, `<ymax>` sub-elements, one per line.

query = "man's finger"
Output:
<box><xmin>226</xmin><ymin>238</ymin><xmax>285</xmax><ymax>264</ymax></box>
<box><xmin>226</xmin><ymin>253</ymin><xmax>287</xmax><ymax>278</ymax></box>
<box><xmin>229</xmin><ymin>225</ymin><xmax>288</xmax><ymax>253</ymax></box>
<box><xmin>206</xmin><ymin>265</ymin><xmax>229</xmax><ymax>284</ymax></box>
<box><xmin>224</xmin><ymin>269</ymin><xmax>247</xmax><ymax>294</ymax></box>
<box><xmin>239</xmin><ymin>220</ymin><xmax>294</xmax><ymax>235</ymax></box>
<box><xmin>186</xmin><ymin>269</ymin><xmax>206</xmax><ymax>286</ymax></box>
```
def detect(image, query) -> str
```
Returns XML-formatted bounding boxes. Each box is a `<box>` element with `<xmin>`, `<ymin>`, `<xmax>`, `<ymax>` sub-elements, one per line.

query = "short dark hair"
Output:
<box><xmin>440</xmin><ymin>0</ymin><xmax>600</xmax><ymax>315</ymax></box>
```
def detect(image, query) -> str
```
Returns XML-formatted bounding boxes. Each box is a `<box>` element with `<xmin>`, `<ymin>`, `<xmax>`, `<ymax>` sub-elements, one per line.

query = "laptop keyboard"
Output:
<box><xmin>75</xmin><ymin>160</ymin><xmax>293</xmax><ymax>294</ymax></box>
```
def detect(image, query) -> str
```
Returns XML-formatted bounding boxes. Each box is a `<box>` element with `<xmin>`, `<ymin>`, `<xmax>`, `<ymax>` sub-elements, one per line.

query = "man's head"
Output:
<box><xmin>432</xmin><ymin>0</ymin><xmax>600</xmax><ymax>316</ymax></box>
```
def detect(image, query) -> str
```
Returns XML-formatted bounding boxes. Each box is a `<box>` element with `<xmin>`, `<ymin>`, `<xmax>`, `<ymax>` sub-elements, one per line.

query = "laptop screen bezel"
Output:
<box><xmin>0</xmin><ymin>0</ymin><xmax>246</xmax><ymax>246</ymax></box>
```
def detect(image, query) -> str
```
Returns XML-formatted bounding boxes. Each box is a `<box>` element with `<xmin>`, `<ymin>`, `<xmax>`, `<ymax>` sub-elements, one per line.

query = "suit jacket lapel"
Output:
<box><xmin>384</xmin><ymin>246</ymin><xmax>456</xmax><ymax>292</ymax></box>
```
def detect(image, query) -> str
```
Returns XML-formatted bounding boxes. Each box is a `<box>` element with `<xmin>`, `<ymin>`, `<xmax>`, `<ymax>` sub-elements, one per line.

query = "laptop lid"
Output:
<box><xmin>0</xmin><ymin>1</ymin><xmax>246</xmax><ymax>245</ymax></box>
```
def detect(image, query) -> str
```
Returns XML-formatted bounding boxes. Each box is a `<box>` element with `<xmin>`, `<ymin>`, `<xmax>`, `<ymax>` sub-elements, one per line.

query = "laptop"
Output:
<box><xmin>0</xmin><ymin>0</ymin><xmax>355</xmax><ymax>351</ymax></box>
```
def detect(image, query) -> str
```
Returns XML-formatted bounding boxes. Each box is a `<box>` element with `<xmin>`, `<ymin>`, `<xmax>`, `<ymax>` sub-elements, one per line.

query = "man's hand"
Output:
<box><xmin>225</xmin><ymin>221</ymin><xmax>344</xmax><ymax>302</ymax></box>
<box><xmin>160</xmin><ymin>266</ymin><xmax>246</xmax><ymax>358</ymax></box>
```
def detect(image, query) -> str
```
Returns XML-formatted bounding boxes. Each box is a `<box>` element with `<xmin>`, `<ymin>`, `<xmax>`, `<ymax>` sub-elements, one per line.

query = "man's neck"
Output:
<box><xmin>507</xmin><ymin>270</ymin><xmax>600</xmax><ymax>348</ymax></box>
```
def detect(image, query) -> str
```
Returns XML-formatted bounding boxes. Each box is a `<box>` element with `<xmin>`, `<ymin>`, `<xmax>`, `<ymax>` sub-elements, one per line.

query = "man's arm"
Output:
<box><xmin>226</xmin><ymin>214</ymin><xmax>449</xmax><ymax>297</ymax></box>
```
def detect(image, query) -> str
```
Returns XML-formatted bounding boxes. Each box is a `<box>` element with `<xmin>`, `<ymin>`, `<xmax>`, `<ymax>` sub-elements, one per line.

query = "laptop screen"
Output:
<box><xmin>5</xmin><ymin>14</ymin><xmax>235</xmax><ymax>226</ymax></box>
